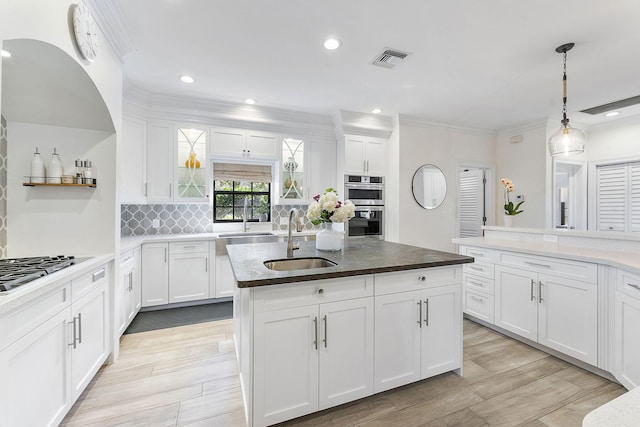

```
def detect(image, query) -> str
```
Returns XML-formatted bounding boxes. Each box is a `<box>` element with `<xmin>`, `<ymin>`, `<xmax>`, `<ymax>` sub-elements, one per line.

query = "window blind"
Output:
<box><xmin>213</xmin><ymin>163</ymin><xmax>272</xmax><ymax>183</ymax></box>
<box><xmin>596</xmin><ymin>164</ymin><xmax>627</xmax><ymax>231</ymax></box>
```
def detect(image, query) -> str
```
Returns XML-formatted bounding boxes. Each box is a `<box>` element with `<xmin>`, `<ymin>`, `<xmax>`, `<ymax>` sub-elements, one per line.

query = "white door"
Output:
<box><xmin>121</xmin><ymin>116</ymin><xmax>147</xmax><ymax>203</ymax></box>
<box><xmin>211</xmin><ymin>128</ymin><xmax>245</xmax><ymax>156</ymax></box>
<box><xmin>319</xmin><ymin>297</ymin><xmax>374</xmax><ymax>410</ymax></box>
<box><xmin>0</xmin><ymin>309</ymin><xmax>71</xmax><ymax>427</ymax></box>
<box><xmin>345</xmin><ymin>138</ymin><xmax>365</xmax><ymax>174</ymax></box>
<box><xmin>169</xmin><ymin>252</ymin><xmax>209</xmax><ymax>303</ymax></box>
<box><xmin>146</xmin><ymin>121</ymin><xmax>173</xmax><ymax>201</ymax></box>
<box><xmin>421</xmin><ymin>285</ymin><xmax>462</xmax><ymax>378</ymax></box>
<box><xmin>70</xmin><ymin>285</ymin><xmax>108</xmax><ymax>400</ymax></box>
<box><xmin>365</xmin><ymin>139</ymin><xmax>386</xmax><ymax>175</ymax></box>
<box><xmin>215</xmin><ymin>255</ymin><xmax>236</xmax><ymax>298</ymax></box>
<box><xmin>596</xmin><ymin>164</ymin><xmax>627</xmax><ymax>231</ymax></box>
<box><xmin>254</xmin><ymin>306</ymin><xmax>319</xmax><ymax>427</ymax></box>
<box><xmin>374</xmin><ymin>290</ymin><xmax>422</xmax><ymax>392</ymax></box>
<box><xmin>247</xmin><ymin>132</ymin><xmax>278</xmax><ymax>158</ymax></box>
<box><xmin>458</xmin><ymin>169</ymin><xmax>485</xmax><ymax>237</ymax></box>
<box><xmin>495</xmin><ymin>266</ymin><xmax>538</xmax><ymax>341</ymax></box>
<box><xmin>615</xmin><ymin>288</ymin><xmax>640</xmax><ymax>389</ymax></box>
<box><xmin>141</xmin><ymin>243</ymin><xmax>169</xmax><ymax>307</ymax></box>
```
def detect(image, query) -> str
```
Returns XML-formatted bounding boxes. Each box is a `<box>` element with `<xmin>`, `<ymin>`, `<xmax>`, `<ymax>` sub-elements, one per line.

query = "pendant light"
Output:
<box><xmin>548</xmin><ymin>42</ymin><xmax>586</xmax><ymax>156</ymax></box>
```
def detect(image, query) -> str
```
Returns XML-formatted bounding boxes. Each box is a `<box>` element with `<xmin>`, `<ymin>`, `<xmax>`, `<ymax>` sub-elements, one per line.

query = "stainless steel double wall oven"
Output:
<box><xmin>344</xmin><ymin>175</ymin><xmax>384</xmax><ymax>239</ymax></box>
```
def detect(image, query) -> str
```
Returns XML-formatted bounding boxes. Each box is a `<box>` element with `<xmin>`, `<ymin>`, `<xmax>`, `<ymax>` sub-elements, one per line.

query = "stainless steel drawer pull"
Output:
<box><xmin>68</xmin><ymin>317</ymin><xmax>78</xmax><ymax>349</ymax></box>
<box><xmin>424</xmin><ymin>299</ymin><xmax>429</xmax><ymax>326</ymax></box>
<box><xmin>183</xmin><ymin>245</ymin><xmax>197</xmax><ymax>249</ymax></box>
<box><xmin>530</xmin><ymin>279</ymin><xmax>535</xmax><ymax>301</ymax></box>
<box><xmin>313</xmin><ymin>317</ymin><xmax>318</xmax><ymax>350</ymax></box>
<box><xmin>323</xmin><ymin>315</ymin><xmax>328</xmax><ymax>348</ymax></box>
<box><xmin>525</xmin><ymin>261</ymin><xmax>551</xmax><ymax>268</ymax></box>
<box><xmin>77</xmin><ymin>312</ymin><xmax>83</xmax><ymax>344</ymax></box>
<box><xmin>469</xmin><ymin>266</ymin><xmax>483</xmax><ymax>271</ymax></box>
<box><xmin>628</xmin><ymin>283</ymin><xmax>640</xmax><ymax>291</ymax></box>
<box><xmin>417</xmin><ymin>300</ymin><xmax>422</xmax><ymax>327</ymax></box>
<box><xmin>92</xmin><ymin>268</ymin><xmax>105</xmax><ymax>282</ymax></box>
<box><xmin>538</xmin><ymin>281</ymin><xmax>544</xmax><ymax>303</ymax></box>
<box><xmin>469</xmin><ymin>280</ymin><xmax>485</xmax><ymax>287</ymax></box>
<box><xmin>468</xmin><ymin>252</ymin><xmax>485</xmax><ymax>257</ymax></box>
<box><xmin>470</xmin><ymin>295</ymin><xmax>484</xmax><ymax>302</ymax></box>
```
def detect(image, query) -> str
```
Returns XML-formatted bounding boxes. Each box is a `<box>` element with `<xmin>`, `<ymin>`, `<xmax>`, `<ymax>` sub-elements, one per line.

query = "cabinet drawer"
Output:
<box><xmin>617</xmin><ymin>269</ymin><xmax>640</xmax><ymax>300</ymax></box>
<box><xmin>253</xmin><ymin>275</ymin><xmax>373</xmax><ymax>312</ymax></box>
<box><xmin>374</xmin><ymin>266</ymin><xmax>460</xmax><ymax>295</ymax></box>
<box><xmin>463</xmin><ymin>273</ymin><xmax>494</xmax><ymax>295</ymax></box>
<box><xmin>169</xmin><ymin>241</ymin><xmax>209</xmax><ymax>254</ymax></box>
<box><xmin>460</xmin><ymin>246</ymin><xmax>496</xmax><ymax>262</ymax></box>
<box><xmin>463</xmin><ymin>262</ymin><xmax>494</xmax><ymax>279</ymax></box>
<box><xmin>463</xmin><ymin>288</ymin><xmax>494</xmax><ymax>323</ymax></box>
<box><xmin>500</xmin><ymin>251</ymin><xmax>597</xmax><ymax>283</ymax></box>
<box><xmin>120</xmin><ymin>250</ymin><xmax>136</xmax><ymax>265</ymax></box>
<box><xmin>72</xmin><ymin>265</ymin><xmax>108</xmax><ymax>300</ymax></box>
<box><xmin>0</xmin><ymin>282</ymin><xmax>71</xmax><ymax>351</ymax></box>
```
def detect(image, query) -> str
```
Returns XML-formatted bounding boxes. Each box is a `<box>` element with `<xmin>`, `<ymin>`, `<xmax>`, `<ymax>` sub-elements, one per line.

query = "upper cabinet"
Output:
<box><xmin>176</xmin><ymin>127</ymin><xmax>207</xmax><ymax>200</ymax></box>
<box><xmin>280</xmin><ymin>138</ymin><xmax>305</xmax><ymax>202</ymax></box>
<box><xmin>121</xmin><ymin>116</ymin><xmax>147</xmax><ymax>204</ymax></box>
<box><xmin>211</xmin><ymin>128</ymin><xmax>278</xmax><ymax>159</ymax></box>
<box><xmin>146</xmin><ymin>121</ymin><xmax>173</xmax><ymax>202</ymax></box>
<box><xmin>342</xmin><ymin>136</ymin><xmax>386</xmax><ymax>176</ymax></box>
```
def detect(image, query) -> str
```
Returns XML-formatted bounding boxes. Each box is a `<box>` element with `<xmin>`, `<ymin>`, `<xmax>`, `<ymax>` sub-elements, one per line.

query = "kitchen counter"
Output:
<box><xmin>582</xmin><ymin>386</ymin><xmax>640</xmax><ymax>426</ymax></box>
<box><xmin>227</xmin><ymin>238</ymin><xmax>473</xmax><ymax>287</ymax></box>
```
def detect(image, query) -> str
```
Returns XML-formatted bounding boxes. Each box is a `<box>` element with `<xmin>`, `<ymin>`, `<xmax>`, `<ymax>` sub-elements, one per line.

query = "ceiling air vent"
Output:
<box><xmin>372</xmin><ymin>48</ymin><xmax>410</xmax><ymax>69</ymax></box>
<box><xmin>580</xmin><ymin>95</ymin><xmax>640</xmax><ymax>115</ymax></box>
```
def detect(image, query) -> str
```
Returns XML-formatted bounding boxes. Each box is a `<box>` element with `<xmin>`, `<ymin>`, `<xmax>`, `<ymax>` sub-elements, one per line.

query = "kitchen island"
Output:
<box><xmin>228</xmin><ymin>239</ymin><xmax>473</xmax><ymax>427</ymax></box>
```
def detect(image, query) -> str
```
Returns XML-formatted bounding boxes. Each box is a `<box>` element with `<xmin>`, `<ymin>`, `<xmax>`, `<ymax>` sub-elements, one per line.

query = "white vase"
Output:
<box><xmin>316</xmin><ymin>222</ymin><xmax>342</xmax><ymax>251</ymax></box>
<box><xmin>504</xmin><ymin>215</ymin><xmax>514</xmax><ymax>227</ymax></box>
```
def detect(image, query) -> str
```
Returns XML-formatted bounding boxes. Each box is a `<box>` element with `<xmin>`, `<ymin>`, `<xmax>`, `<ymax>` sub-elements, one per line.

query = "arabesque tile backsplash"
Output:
<box><xmin>121</xmin><ymin>203</ymin><xmax>316</xmax><ymax>236</ymax></box>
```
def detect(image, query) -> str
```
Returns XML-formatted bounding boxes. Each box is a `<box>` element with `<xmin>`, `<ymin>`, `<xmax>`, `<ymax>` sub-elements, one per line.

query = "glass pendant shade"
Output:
<box><xmin>548</xmin><ymin>123</ymin><xmax>586</xmax><ymax>156</ymax></box>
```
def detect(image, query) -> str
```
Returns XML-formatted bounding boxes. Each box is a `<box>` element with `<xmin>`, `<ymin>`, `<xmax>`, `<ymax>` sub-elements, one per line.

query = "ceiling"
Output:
<box><xmin>115</xmin><ymin>0</ymin><xmax>640</xmax><ymax>130</ymax></box>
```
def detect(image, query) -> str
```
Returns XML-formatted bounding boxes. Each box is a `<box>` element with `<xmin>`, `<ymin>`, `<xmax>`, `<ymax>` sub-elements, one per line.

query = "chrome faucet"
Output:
<box><xmin>287</xmin><ymin>208</ymin><xmax>302</xmax><ymax>258</ymax></box>
<box><xmin>242</xmin><ymin>198</ymin><xmax>249</xmax><ymax>232</ymax></box>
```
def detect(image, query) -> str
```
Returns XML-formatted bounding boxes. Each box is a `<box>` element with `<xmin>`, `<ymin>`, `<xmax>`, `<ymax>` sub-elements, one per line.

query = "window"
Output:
<box><xmin>213</xmin><ymin>180</ymin><xmax>271</xmax><ymax>222</ymax></box>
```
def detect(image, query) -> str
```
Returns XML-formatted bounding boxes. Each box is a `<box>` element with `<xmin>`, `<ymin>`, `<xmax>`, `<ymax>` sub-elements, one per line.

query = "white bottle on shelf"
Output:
<box><xmin>30</xmin><ymin>147</ymin><xmax>45</xmax><ymax>183</ymax></box>
<box><xmin>46</xmin><ymin>148</ymin><xmax>63</xmax><ymax>184</ymax></box>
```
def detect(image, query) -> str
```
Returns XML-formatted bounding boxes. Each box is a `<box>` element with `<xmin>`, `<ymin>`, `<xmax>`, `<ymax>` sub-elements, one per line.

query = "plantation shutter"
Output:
<box><xmin>596</xmin><ymin>164</ymin><xmax>627</xmax><ymax>231</ymax></box>
<box><xmin>630</xmin><ymin>163</ymin><xmax>640</xmax><ymax>232</ymax></box>
<box><xmin>458</xmin><ymin>169</ymin><xmax>485</xmax><ymax>238</ymax></box>
<box><xmin>213</xmin><ymin>162</ymin><xmax>272</xmax><ymax>183</ymax></box>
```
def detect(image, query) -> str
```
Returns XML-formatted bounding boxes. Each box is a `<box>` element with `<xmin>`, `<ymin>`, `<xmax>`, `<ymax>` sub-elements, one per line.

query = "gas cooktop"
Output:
<box><xmin>0</xmin><ymin>256</ymin><xmax>77</xmax><ymax>292</ymax></box>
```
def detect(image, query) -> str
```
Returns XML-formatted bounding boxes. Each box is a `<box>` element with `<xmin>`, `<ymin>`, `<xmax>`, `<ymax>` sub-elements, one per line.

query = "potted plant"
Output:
<box><xmin>257</xmin><ymin>202</ymin><xmax>270</xmax><ymax>222</ymax></box>
<box><xmin>501</xmin><ymin>178</ymin><xmax>524</xmax><ymax>227</ymax></box>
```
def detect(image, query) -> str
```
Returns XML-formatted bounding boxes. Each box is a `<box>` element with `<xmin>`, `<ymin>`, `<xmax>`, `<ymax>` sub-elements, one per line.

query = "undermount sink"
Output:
<box><xmin>263</xmin><ymin>257</ymin><xmax>337</xmax><ymax>271</ymax></box>
<box><xmin>217</xmin><ymin>232</ymin><xmax>275</xmax><ymax>238</ymax></box>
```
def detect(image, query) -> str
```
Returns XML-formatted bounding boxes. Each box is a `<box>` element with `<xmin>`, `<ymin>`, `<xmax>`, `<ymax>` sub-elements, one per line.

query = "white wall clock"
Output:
<box><xmin>72</xmin><ymin>1</ymin><xmax>98</xmax><ymax>62</ymax></box>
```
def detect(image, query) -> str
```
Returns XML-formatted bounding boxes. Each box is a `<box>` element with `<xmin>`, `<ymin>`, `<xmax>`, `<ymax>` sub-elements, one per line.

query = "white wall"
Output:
<box><xmin>585</xmin><ymin>115</ymin><xmax>640</xmax><ymax>162</ymax></box>
<box><xmin>496</xmin><ymin>122</ymin><xmax>548</xmax><ymax>229</ymax></box>
<box><xmin>7</xmin><ymin>123</ymin><xmax>116</xmax><ymax>257</ymax></box>
<box><xmin>394</xmin><ymin>116</ymin><xmax>495</xmax><ymax>252</ymax></box>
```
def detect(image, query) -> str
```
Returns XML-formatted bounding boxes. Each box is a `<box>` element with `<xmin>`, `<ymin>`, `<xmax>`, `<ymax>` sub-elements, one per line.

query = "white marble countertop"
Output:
<box><xmin>0</xmin><ymin>254</ymin><xmax>114</xmax><ymax>315</ymax></box>
<box><xmin>452</xmin><ymin>236</ymin><xmax>640</xmax><ymax>275</ymax></box>
<box><xmin>583</xmin><ymin>386</ymin><xmax>640</xmax><ymax>426</ymax></box>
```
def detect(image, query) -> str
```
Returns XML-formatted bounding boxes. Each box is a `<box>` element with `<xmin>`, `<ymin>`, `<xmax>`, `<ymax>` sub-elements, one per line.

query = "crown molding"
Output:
<box><xmin>496</xmin><ymin>118</ymin><xmax>549</xmax><ymax>136</ymax></box>
<box><xmin>333</xmin><ymin>110</ymin><xmax>394</xmax><ymax>139</ymax></box>
<box><xmin>123</xmin><ymin>84</ymin><xmax>335</xmax><ymax>140</ymax></box>
<box><xmin>399</xmin><ymin>114</ymin><xmax>496</xmax><ymax>136</ymax></box>
<box><xmin>85</xmin><ymin>0</ymin><xmax>136</xmax><ymax>62</ymax></box>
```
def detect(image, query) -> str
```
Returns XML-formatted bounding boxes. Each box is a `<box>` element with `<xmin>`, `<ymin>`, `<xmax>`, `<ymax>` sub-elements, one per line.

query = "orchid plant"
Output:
<box><xmin>307</xmin><ymin>188</ymin><xmax>355</xmax><ymax>225</ymax></box>
<box><xmin>501</xmin><ymin>178</ymin><xmax>524</xmax><ymax>216</ymax></box>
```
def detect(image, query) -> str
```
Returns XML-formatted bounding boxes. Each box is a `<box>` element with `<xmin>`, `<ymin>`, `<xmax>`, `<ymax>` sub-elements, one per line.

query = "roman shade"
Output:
<box><xmin>213</xmin><ymin>162</ymin><xmax>272</xmax><ymax>183</ymax></box>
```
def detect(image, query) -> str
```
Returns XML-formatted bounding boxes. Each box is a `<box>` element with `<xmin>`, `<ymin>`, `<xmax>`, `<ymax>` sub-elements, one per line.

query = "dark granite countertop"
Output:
<box><xmin>227</xmin><ymin>238</ymin><xmax>474</xmax><ymax>288</ymax></box>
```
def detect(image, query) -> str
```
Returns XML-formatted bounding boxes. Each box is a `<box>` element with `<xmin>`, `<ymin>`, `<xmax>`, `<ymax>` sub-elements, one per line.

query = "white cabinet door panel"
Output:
<box><xmin>169</xmin><ymin>253</ymin><xmax>209</xmax><ymax>303</ymax></box>
<box><xmin>215</xmin><ymin>255</ymin><xmax>236</xmax><ymax>298</ymax></box>
<box><xmin>146</xmin><ymin>121</ymin><xmax>173</xmax><ymax>201</ymax></box>
<box><xmin>495</xmin><ymin>266</ymin><xmax>538</xmax><ymax>341</ymax></box>
<box><xmin>365</xmin><ymin>139</ymin><xmax>386</xmax><ymax>175</ymax></box>
<box><xmin>141</xmin><ymin>243</ymin><xmax>169</xmax><ymax>307</ymax></box>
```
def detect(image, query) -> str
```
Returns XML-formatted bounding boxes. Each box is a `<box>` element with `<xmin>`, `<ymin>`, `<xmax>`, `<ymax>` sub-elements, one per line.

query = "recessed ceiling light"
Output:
<box><xmin>180</xmin><ymin>75</ymin><xmax>195</xmax><ymax>84</ymax></box>
<box><xmin>323</xmin><ymin>38</ymin><xmax>342</xmax><ymax>50</ymax></box>
<box><xmin>604</xmin><ymin>111</ymin><xmax>619</xmax><ymax>117</ymax></box>
<box><xmin>244</xmin><ymin>98</ymin><xmax>256</xmax><ymax>105</ymax></box>
<box><xmin>1</xmin><ymin>50</ymin><xmax>11</xmax><ymax>58</ymax></box>
<box><xmin>371</xmin><ymin>108</ymin><xmax>383</xmax><ymax>114</ymax></box>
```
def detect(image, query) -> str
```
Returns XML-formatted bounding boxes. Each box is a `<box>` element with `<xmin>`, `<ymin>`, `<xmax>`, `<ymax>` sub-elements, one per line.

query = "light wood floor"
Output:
<box><xmin>61</xmin><ymin>319</ymin><xmax>626</xmax><ymax>426</ymax></box>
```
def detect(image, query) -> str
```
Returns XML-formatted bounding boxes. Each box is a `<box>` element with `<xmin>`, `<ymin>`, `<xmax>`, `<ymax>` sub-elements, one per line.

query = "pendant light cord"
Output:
<box><xmin>562</xmin><ymin>50</ymin><xmax>568</xmax><ymax>127</ymax></box>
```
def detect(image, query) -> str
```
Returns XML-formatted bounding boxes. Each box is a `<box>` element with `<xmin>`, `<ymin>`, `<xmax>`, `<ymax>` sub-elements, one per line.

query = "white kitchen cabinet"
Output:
<box><xmin>211</xmin><ymin>127</ymin><xmax>277</xmax><ymax>158</ymax></box>
<box><xmin>374</xmin><ymin>283</ymin><xmax>461</xmax><ymax>392</ymax></box>
<box><xmin>613</xmin><ymin>269</ymin><xmax>640</xmax><ymax>389</ymax></box>
<box><xmin>118</xmin><ymin>248</ymin><xmax>141</xmax><ymax>335</ymax></box>
<box><xmin>175</xmin><ymin>126</ymin><xmax>208</xmax><ymax>201</ymax></box>
<box><xmin>460</xmin><ymin>246</ymin><xmax>496</xmax><ymax>324</ymax></box>
<box><xmin>146</xmin><ymin>121</ymin><xmax>173</xmax><ymax>202</ymax></box>
<box><xmin>215</xmin><ymin>254</ymin><xmax>236</xmax><ymax>298</ymax></box>
<box><xmin>121</xmin><ymin>116</ymin><xmax>147</xmax><ymax>203</ymax></box>
<box><xmin>495</xmin><ymin>264</ymin><xmax>598</xmax><ymax>365</ymax></box>
<box><xmin>141</xmin><ymin>242</ymin><xmax>169</xmax><ymax>307</ymax></box>
<box><xmin>168</xmin><ymin>241</ymin><xmax>209</xmax><ymax>303</ymax></box>
<box><xmin>343</xmin><ymin>136</ymin><xmax>386</xmax><ymax>175</ymax></box>
<box><xmin>307</xmin><ymin>141</ymin><xmax>336</xmax><ymax>199</ymax></box>
<box><xmin>280</xmin><ymin>138</ymin><xmax>306</xmax><ymax>202</ymax></box>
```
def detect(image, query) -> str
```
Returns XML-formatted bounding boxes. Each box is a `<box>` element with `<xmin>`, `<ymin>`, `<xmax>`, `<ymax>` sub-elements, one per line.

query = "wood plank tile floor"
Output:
<box><xmin>61</xmin><ymin>319</ymin><xmax>625</xmax><ymax>426</ymax></box>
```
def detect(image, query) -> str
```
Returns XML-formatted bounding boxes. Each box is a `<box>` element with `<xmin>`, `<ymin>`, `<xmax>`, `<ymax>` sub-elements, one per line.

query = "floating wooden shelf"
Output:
<box><xmin>23</xmin><ymin>182</ymin><xmax>96</xmax><ymax>188</ymax></box>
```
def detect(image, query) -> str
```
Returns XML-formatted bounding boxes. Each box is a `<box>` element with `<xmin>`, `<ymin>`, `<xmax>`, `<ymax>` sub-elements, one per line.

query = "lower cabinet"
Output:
<box><xmin>374</xmin><ymin>284</ymin><xmax>461</xmax><ymax>392</ymax></box>
<box><xmin>613</xmin><ymin>269</ymin><xmax>640</xmax><ymax>389</ymax></box>
<box><xmin>215</xmin><ymin>255</ymin><xmax>236</xmax><ymax>298</ymax></box>
<box><xmin>168</xmin><ymin>243</ymin><xmax>209</xmax><ymax>303</ymax></box>
<box><xmin>141</xmin><ymin>242</ymin><xmax>169</xmax><ymax>307</ymax></box>
<box><xmin>254</xmin><ymin>296</ymin><xmax>374</xmax><ymax>426</ymax></box>
<box><xmin>118</xmin><ymin>248</ymin><xmax>141</xmax><ymax>335</ymax></box>
<box><xmin>495</xmin><ymin>265</ymin><xmax>598</xmax><ymax>365</ymax></box>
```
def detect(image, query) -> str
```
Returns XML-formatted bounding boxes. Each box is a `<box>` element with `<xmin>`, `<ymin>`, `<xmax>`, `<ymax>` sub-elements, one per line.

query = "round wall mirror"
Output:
<box><xmin>412</xmin><ymin>164</ymin><xmax>447</xmax><ymax>209</ymax></box>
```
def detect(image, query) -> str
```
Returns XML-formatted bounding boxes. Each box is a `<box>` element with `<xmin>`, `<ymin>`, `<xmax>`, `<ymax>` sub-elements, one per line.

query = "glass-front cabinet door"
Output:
<box><xmin>176</xmin><ymin>127</ymin><xmax>207</xmax><ymax>201</ymax></box>
<box><xmin>281</xmin><ymin>138</ymin><xmax>305</xmax><ymax>201</ymax></box>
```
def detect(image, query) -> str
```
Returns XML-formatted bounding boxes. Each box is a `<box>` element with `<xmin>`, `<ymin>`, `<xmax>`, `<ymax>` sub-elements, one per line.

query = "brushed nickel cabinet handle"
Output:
<box><xmin>323</xmin><ymin>315</ymin><xmax>328</xmax><ymax>348</ymax></box>
<box><xmin>417</xmin><ymin>300</ymin><xmax>422</xmax><ymax>327</ymax></box>
<box><xmin>468</xmin><ymin>251</ymin><xmax>485</xmax><ymax>257</ymax></box>
<box><xmin>470</xmin><ymin>266</ymin><xmax>483</xmax><ymax>271</ymax></box>
<box><xmin>418</xmin><ymin>276</ymin><xmax>426</xmax><ymax>282</ymax></box>
<box><xmin>469</xmin><ymin>280</ymin><xmax>485</xmax><ymax>287</ymax></box>
<box><xmin>424</xmin><ymin>299</ymin><xmax>429</xmax><ymax>326</ymax></box>
<box><xmin>470</xmin><ymin>295</ymin><xmax>484</xmax><ymax>302</ymax></box>
<box><xmin>164</xmin><ymin>247</ymin><xmax>167</xmax><ymax>263</ymax></box>
<box><xmin>313</xmin><ymin>317</ymin><xmax>318</xmax><ymax>350</ymax></box>
<box><xmin>93</xmin><ymin>268</ymin><xmax>105</xmax><ymax>282</ymax></box>
<box><xmin>77</xmin><ymin>312</ymin><xmax>83</xmax><ymax>344</ymax></box>
<box><xmin>68</xmin><ymin>317</ymin><xmax>77</xmax><ymax>349</ymax></box>
<box><xmin>538</xmin><ymin>281</ymin><xmax>544</xmax><ymax>303</ymax></box>
<box><xmin>628</xmin><ymin>283</ymin><xmax>640</xmax><ymax>291</ymax></box>
<box><xmin>525</xmin><ymin>261</ymin><xmax>551</xmax><ymax>268</ymax></box>
<box><xmin>530</xmin><ymin>279</ymin><xmax>535</xmax><ymax>301</ymax></box>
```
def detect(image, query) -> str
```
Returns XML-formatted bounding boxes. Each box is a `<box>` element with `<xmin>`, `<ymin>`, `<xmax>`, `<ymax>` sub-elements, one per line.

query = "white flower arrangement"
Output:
<box><xmin>307</xmin><ymin>188</ymin><xmax>355</xmax><ymax>225</ymax></box>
